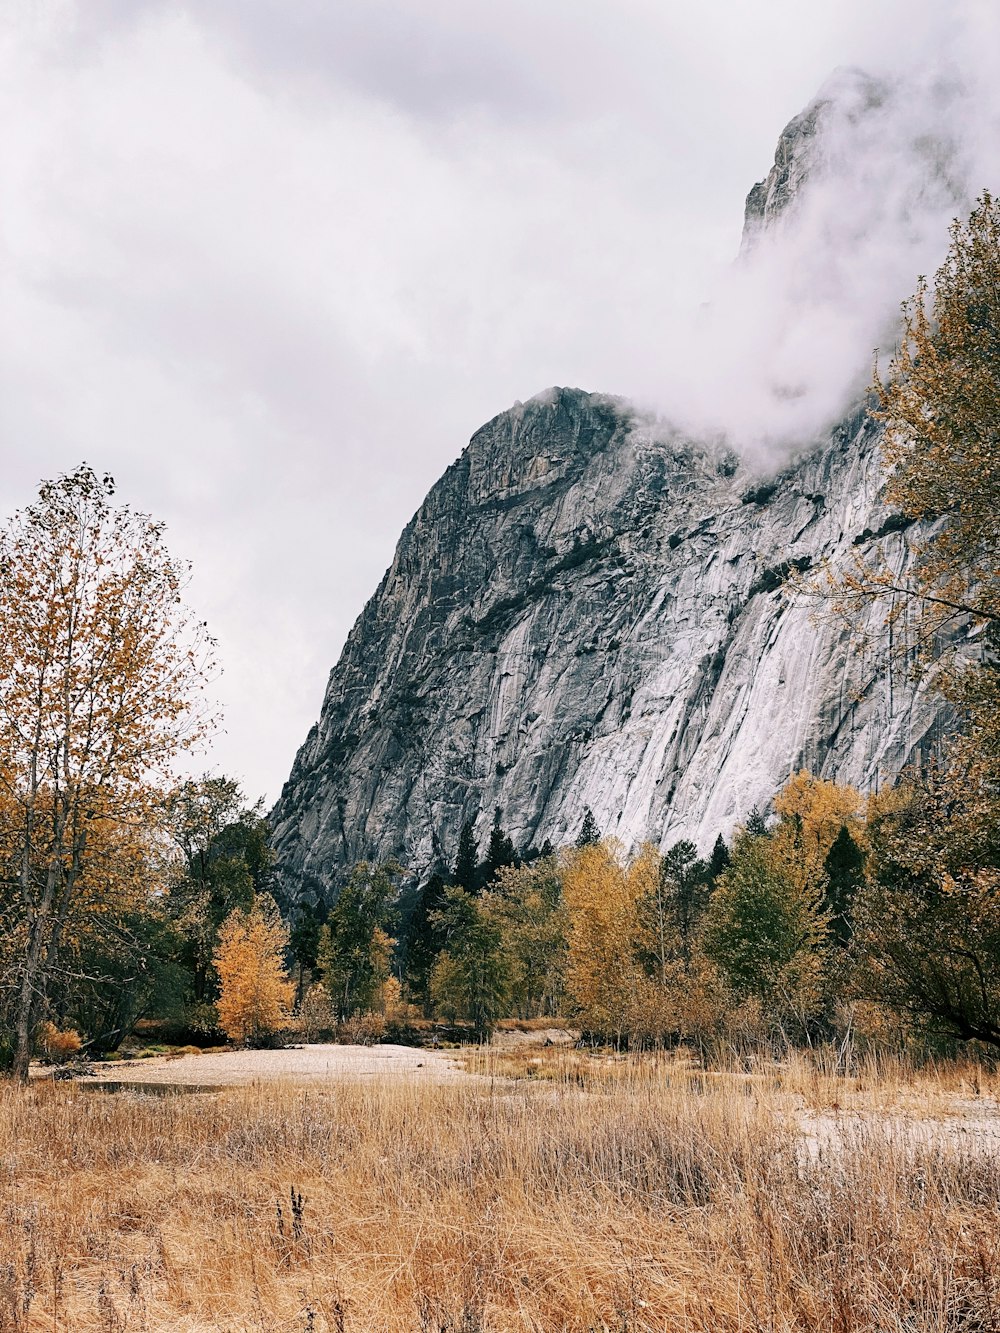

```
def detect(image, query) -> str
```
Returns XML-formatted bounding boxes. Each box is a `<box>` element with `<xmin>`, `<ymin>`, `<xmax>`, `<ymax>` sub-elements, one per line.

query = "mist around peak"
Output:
<box><xmin>636</xmin><ymin>43</ymin><xmax>1000</xmax><ymax>467</ymax></box>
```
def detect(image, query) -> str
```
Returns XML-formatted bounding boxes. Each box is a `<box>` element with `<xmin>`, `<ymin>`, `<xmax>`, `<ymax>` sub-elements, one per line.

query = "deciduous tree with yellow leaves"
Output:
<box><xmin>0</xmin><ymin>466</ymin><xmax>215</xmax><ymax>1080</ymax></box>
<box><xmin>214</xmin><ymin>895</ymin><xmax>294</xmax><ymax>1046</ymax></box>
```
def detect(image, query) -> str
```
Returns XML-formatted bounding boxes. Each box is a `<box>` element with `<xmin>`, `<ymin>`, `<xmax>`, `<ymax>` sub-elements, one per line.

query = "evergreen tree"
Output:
<box><xmin>575</xmin><ymin>808</ymin><xmax>601</xmax><ymax>847</ymax></box>
<box><xmin>289</xmin><ymin>898</ymin><xmax>326</xmax><ymax>1005</ymax></box>
<box><xmin>483</xmin><ymin>808</ymin><xmax>518</xmax><ymax>885</ymax></box>
<box><xmin>745</xmin><ymin>806</ymin><xmax>768</xmax><ymax>837</ymax></box>
<box><xmin>660</xmin><ymin>839</ymin><xmax>709</xmax><ymax>968</ymax></box>
<box><xmin>454</xmin><ymin>819</ymin><xmax>479</xmax><ymax>892</ymax></box>
<box><xmin>430</xmin><ymin>887</ymin><xmax>508</xmax><ymax>1039</ymax></box>
<box><xmin>823</xmin><ymin>824</ymin><xmax>865</xmax><ymax>945</ymax></box>
<box><xmin>702</xmin><ymin>830</ymin><xmax>827</xmax><ymax>1026</ymax></box>
<box><xmin>401</xmin><ymin>872</ymin><xmax>450</xmax><ymax>1014</ymax></box>
<box><xmin>708</xmin><ymin>833</ymin><xmax>731</xmax><ymax>880</ymax></box>
<box><xmin>319</xmin><ymin>861</ymin><xmax>400</xmax><ymax>1019</ymax></box>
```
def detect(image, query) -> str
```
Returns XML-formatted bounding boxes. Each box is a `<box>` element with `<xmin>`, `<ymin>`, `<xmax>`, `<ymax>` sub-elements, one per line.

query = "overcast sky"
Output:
<box><xmin>2</xmin><ymin>1</ymin><xmax>997</xmax><ymax>807</ymax></box>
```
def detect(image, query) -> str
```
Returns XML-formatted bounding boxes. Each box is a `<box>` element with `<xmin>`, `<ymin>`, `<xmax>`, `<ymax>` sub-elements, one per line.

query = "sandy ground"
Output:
<box><xmin>800</xmin><ymin>1096</ymin><xmax>1000</xmax><ymax>1159</ymax></box>
<box><xmin>55</xmin><ymin>1042</ymin><xmax>464</xmax><ymax>1088</ymax></box>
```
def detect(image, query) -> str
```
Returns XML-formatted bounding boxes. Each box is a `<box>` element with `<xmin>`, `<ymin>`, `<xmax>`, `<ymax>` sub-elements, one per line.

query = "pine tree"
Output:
<box><xmin>708</xmin><ymin>833</ymin><xmax>731</xmax><ymax>880</ymax></box>
<box><xmin>214</xmin><ymin>895</ymin><xmax>295</xmax><ymax>1046</ymax></box>
<box><xmin>454</xmin><ymin>819</ymin><xmax>479</xmax><ymax>892</ymax></box>
<box><xmin>745</xmin><ymin>806</ymin><xmax>768</xmax><ymax>837</ymax></box>
<box><xmin>402</xmin><ymin>872</ymin><xmax>450</xmax><ymax>1014</ymax></box>
<box><xmin>289</xmin><ymin>898</ymin><xmax>326</xmax><ymax>1005</ymax></box>
<box><xmin>319</xmin><ymin>861</ymin><xmax>399</xmax><ymax>1019</ymax></box>
<box><xmin>430</xmin><ymin>887</ymin><xmax>508</xmax><ymax>1039</ymax></box>
<box><xmin>575</xmin><ymin>808</ymin><xmax>601</xmax><ymax>847</ymax></box>
<box><xmin>659</xmin><ymin>839</ymin><xmax>709</xmax><ymax>968</ymax></box>
<box><xmin>823</xmin><ymin>825</ymin><xmax>865</xmax><ymax>945</ymax></box>
<box><xmin>483</xmin><ymin>808</ymin><xmax>518</xmax><ymax>885</ymax></box>
<box><xmin>702</xmin><ymin>832</ymin><xmax>827</xmax><ymax>1024</ymax></box>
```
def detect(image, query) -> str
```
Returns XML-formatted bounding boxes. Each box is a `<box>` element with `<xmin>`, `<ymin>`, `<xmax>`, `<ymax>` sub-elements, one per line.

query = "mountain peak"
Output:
<box><xmin>741</xmin><ymin>67</ymin><xmax>887</xmax><ymax>250</ymax></box>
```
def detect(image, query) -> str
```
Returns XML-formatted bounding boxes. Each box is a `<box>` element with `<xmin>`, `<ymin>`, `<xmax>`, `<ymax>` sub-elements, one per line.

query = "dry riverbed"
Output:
<box><xmin>36</xmin><ymin>1041</ymin><xmax>464</xmax><ymax>1088</ymax></box>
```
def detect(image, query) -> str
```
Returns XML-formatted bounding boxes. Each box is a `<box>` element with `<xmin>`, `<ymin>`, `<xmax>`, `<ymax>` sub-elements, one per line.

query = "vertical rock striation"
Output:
<box><xmin>270</xmin><ymin>386</ymin><xmax>950</xmax><ymax>897</ymax></box>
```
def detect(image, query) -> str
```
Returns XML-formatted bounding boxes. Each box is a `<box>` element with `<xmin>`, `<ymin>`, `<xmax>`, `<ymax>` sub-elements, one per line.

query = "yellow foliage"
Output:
<box><xmin>214</xmin><ymin>896</ymin><xmax>294</xmax><ymax>1046</ymax></box>
<box><xmin>560</xmin><ymin>840</ymin><xmax>659</xmax><ymax>1042</ymax></box>
<box><xmin>771</xmin><ymin>769</ymin><xmax>866</xmax><ymax>890</ymax></box>
<box><xmin>37</xmin><ymin>1022</ymin><xmax>83</xmax><ymax>1064</ymax></box>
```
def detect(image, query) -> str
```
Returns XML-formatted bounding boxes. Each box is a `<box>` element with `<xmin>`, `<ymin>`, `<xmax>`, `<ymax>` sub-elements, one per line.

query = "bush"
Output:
<box><xmin>37</xmin><ymin>1022</ymin><xmax>83</xmax><ymax>1064</ymax></box>
<box><xmin>336</xmin><ymin>1012</ymin><xmax>387</xmax><ymax>1046</ymax></box>
<box><xmin>298</xmin><ymin>983</ymin><xmax>336</xmax><ymax>1043</ymax></box>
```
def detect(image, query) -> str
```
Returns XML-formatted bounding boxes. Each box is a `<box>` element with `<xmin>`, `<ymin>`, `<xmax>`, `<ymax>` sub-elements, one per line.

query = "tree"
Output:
<box><xmin>289</xmin><ymin>898</ymin><xmax>326</xmax><ymax>1007</ymax></box>
<box><xmin>657</xmin><ymin>839</ymin><xmax>709</xmax><ymax>970</ymax></box>
<box><xmin>702</xmin><ymin>827</ymin><xmax>828</xmax><ymax>1031</ymax></box>
<box><xmin>401</xmin><ymin>872</ymin><xmax>450</xmax><ymax>1015</ymax></box>
<box><xmin>0</xmin><ymin>466</ymin><xmax>214</xmax><ymax>1081</ymax></box>
<box><xmin>872</xmin><ymin>191</ymin><xmax>1000</xmax><ymax>630</ymax></box>
<box><xmin>708</xmin><ymin>834</ymin><xmax>731</xmax><ymax>881</ymax></box>
<box><xmin>454</xmin><ymin>819</ymin><xmax>479</xmax><ymax>892</ymax></box>
<box><xmin>214</xmin><ymin>895</ymin><xmax>294</xmax><ymax>1046</ymax></box>
<box><xmin>492</xmin><ymin>857</ymin><xmax>568</xmax><ymax>1018</ymax></box>
<box><xmin>166</xmin><ymin>777</ymin><xmax>273</xmax><ymax>1005</ymax></box>
<box><xmin>823</xmin><ymin>825</ymin><xmax>865</xmax><ymax>945</ymax></box>
<box><xmin>318</xmin><ymin>861</ymin><xmax>399</xmax><ymax>1020</ymax></box>
<box><xmin>429</xmin><ymin>886</ymin><xmax>508</xmax><ymax>1039</ymax></box>
<box><xmin>815</xmin><ymin>194</ymin><xmax>1000</xmax><ymax>658</ymax></box>
<box><xmin>483</xmin><ymin>808</ymin><xmax>518</xmax><ymax>885</ymax></box>
<box><xmin>561</xmin><ymin>840</ymin><xmax>660</xmax><ymax>1045</ymax></box>
<box><xmin>575</xmin><ymin>808</ymin><xmax>601</xmax><ymax>847</ymax></box>
<box><xmin>745</xmin><ymin>806</ymin><xmax>768</xmax><ymax>837</ymax></box>
<box><xmin>853</xmin><ymin>774</ymin><xmax>1000</xmax><ymax>1049</ymax></box>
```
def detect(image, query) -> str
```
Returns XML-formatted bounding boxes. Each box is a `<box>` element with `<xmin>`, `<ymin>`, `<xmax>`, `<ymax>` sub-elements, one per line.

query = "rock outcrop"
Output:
<box><xmin>270</xmin><ymin>384</ymin><xmax>950</xmax><ymax>897</ymax></box>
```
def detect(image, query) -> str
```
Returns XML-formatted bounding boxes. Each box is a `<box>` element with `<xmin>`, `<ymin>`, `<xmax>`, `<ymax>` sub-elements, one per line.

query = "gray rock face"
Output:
<box><xmin>270</xmin><ymin>72</ymin><xmax>962</xmax><ymax>898</ymax></box>
<box><xmin>270</xmin><ymin>386</ymin><xmax>950</xmax><ymax>897</ymax></box>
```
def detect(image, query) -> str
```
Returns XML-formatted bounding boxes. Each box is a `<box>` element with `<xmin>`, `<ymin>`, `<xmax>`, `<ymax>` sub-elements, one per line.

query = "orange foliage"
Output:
<box><xmin>214</xmin><ymin>896</ymin><xmax>295</xmax><ymax>1046</ymax></box>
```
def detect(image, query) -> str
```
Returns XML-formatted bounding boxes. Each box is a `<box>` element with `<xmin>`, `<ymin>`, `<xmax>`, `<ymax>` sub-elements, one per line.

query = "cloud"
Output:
<box><xmin>1</xmin><ymin>0</ymin><xmax>997</xmax><ymax>801</ymax></box>
<box><xmin>641</xmin><ymin>30</ymin><xmax>1000</xmax><ymax>458</ymax></box>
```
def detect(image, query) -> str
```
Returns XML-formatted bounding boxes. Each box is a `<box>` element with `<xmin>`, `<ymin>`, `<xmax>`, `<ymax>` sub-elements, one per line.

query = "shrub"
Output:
<box><xmin>37</xmin><ymin>1022</ymin><xmax>83</xmax><ymax>1064</ymax></box>
<box><xmin>298</xmin><ymin>983</ymin><xmax>336</xmax><ymax>1043</ymax></box>
<box><xmin>336</xmin><ymin>1011</ymin><xmax>387</xmax><ymax>1046</ymax></box>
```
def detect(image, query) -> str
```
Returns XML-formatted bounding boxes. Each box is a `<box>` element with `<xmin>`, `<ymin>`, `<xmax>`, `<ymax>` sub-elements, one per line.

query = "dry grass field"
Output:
<box><xmin>3</xmin><ymin>1049</ymin><xmax>1000</xmax><ymax>1331</ymax></box>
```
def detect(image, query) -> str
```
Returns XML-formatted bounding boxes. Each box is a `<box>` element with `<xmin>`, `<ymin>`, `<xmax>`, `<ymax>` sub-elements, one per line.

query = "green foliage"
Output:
<box><xmin>483</xmin><ymin>808</ymin><xmax>518</xmax><ymax>885</ymax></box>
<box><xmin>575</xmin><ymin>808</ymin><xmax>602</xmax><ymax>848</ymax></box>
<box><xmin>708</xmin><ymin>834</ymin><xmax>731</xmax><ymax>881</ymax></box>
<box><xmin>430</xmin><ymin>887</ymin><xmax>508</xmax><ymax>1039</ymax></box>
<box><xmin>289</xmin><ymin>898</ymin><xmax>326</xmax><ymax>1004</ymax></box>
<box><xmin>702</xmin><ymin>830</ymin><xmax>828</xmax><ymax>1027</ymax></box>
<box><xmin>401</xmin><ymin>873</ymin><xmax>451</xmax><ymax>1014</ymax></box>
<box><xmin>167</xmin><ymin>777</ymin><xmax>276</xmax><ymax>1006</ymax></box>
<box><xmin>319</xmin><ymin>861</ymin><xmax>400</xmax><ymax>1020</ymax></box>
<box><xmin>492</xmin><ymin>858</ymin><xmax>568</xmax><ymax>1018</ymax></box>
<box><xmin>454</xmin><ymin>819</ymin><xmax>479</xmax><ymax>892</ymax></box>
<box><xmin>823</xmin><ymin>825</ymin><xmax>865</xmax><ymax>946</ymax></box>
<box><xmin>744</xmin><ymin>806</ymin><xmax>768</xmax><ymax>838</ymax></box>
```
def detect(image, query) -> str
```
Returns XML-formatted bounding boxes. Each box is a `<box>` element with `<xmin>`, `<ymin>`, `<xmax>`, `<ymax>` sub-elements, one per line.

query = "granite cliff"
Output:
<box><xmin>270</xmin><ymin>81</ymin><xmax>959</xmax><ymax>898</ymax></box>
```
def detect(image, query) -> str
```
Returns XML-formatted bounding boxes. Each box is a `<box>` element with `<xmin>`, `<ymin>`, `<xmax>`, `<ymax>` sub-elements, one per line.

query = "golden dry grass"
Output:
<box><xmin>2</xmin><ymin>1054</ymin><xmax>1000</xmax><ymax>1331</ymax></box>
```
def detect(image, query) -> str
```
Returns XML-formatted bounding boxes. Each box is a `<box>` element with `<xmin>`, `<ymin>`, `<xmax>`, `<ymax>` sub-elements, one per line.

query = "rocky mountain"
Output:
<box><xmin>741</xmin><ymin>67</ymin><xmax>886</xmax><ymax>249</ymax></box>
<box><xmin>270</xmin><ymin>83</ymin><xmax>960</xmax><ymax>900</ymax></box>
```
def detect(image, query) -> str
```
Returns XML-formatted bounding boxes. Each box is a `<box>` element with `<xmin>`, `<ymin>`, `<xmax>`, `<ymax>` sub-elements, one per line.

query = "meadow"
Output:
<box><xmin>2</xmin><ymin>1049</ymin><xmax>1000</xmax><ymax>1331</ymax></box>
